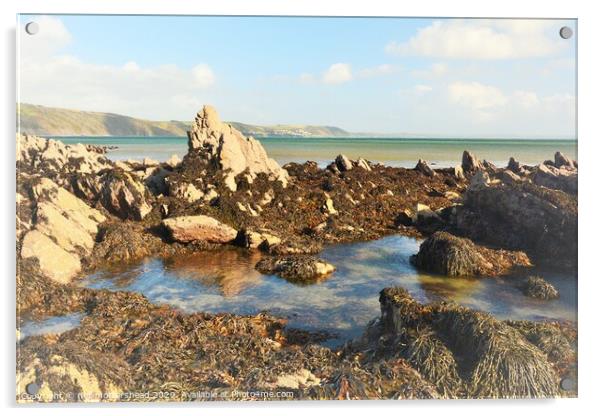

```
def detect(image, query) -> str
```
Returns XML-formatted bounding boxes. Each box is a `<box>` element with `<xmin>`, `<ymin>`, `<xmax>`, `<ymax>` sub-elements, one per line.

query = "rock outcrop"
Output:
<box><xmin>186</xmin><ymin>105</ymin><xmax>289</xmax><ymax>191</ymax></box>
<box><xmin>162</xmin><ymin>215</ymin><xmax>238</xmax><ymax>244</ymax></box>
<box><xmin>461</xmin><ymin>150</ymin><xmax>483</xmax><ymax>174</ymax></box>
<box><xmin>17</xmin><ymin>134</ymin><xmax>112</xmax><ymax>177</ymax></box>
<box><xmin>456</xmin><ymin>180</ymin><xmax>577</xmax><ymax>268</ymax></box>
<box><xmin>20</xmin><ymin>178</ymin><xmax>105</xmax><ymax>283</ymax></box>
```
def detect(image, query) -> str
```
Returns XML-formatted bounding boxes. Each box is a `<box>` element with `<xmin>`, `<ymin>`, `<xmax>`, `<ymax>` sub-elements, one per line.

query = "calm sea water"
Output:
<box><xmin>55</xmin><ymin>136</ymin><xmax>577</xmax><ymax>168</ymax></box>
<box><xmin>80</xmin><ymin>236</ymin><xmax>577</xmax><ymax>347</ymax></box>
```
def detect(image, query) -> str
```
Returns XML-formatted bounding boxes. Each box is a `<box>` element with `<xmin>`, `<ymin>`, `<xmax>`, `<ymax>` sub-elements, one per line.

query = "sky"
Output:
<box><xmin>17</xmin><ymin>15</ymin><xmax>576</xmax><ymax>138</ymax></box>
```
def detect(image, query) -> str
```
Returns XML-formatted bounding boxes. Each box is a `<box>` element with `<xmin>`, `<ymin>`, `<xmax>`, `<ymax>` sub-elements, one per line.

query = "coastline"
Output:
<box><xmin>16</xmin><ymin>106</ymin><xmax>578</xmax><ymax>401</ymax></box>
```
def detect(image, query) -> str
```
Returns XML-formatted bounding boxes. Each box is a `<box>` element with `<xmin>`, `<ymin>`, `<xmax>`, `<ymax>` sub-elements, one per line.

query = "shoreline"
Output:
<box><xmin>16</xmin><ymin>106</ymin><xmax>578</xmax><ymax>401</ymax></box>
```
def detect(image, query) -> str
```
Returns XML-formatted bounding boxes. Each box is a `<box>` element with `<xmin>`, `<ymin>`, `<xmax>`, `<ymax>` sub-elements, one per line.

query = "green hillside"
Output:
<box><xmin>18</xmin><ymin>104</ymin><xmax>350</xmax><ymax>138</ymax></box>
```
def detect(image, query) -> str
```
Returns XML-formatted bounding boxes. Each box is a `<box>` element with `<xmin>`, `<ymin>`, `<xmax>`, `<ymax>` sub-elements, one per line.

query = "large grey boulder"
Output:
<box><xmin>186</xmin><ymin>106</ymin><xmax>289</xmax><ymax>191</ymax></box>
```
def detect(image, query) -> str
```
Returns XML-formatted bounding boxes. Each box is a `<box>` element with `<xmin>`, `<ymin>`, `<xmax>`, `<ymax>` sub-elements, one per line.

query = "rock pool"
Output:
<box><xmin>79</xmin><ymin>235</ymin><xmax>577</xmax><ymax>347</ymax></box>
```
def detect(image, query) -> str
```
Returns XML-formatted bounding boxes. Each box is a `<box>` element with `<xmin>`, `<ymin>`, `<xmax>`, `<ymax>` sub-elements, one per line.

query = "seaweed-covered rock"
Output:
<box><xmin>411</xmin><ymin>231</ymin><xmax>530</xmax><ymax>277</ymax></box>
<box><xmin>255</xmin><ymin>255</ymin><xmax>335</xmax><ymax>282</ymax></box>
<box><xmin>522</xmin><ymin>276</ymin><xmax>559</xmax><ymax>300</ymax></box>
<box><xmin>186</xmin><ymin>105</ymin><xmax>289</xmax><ymax>191</ymax></box>
<box><xmin>373</xmin><ymin>288</ymin><xmax>563</xmax><ymax>398</ymax></box>
<box><xmin>162</xmin><ymin>215</ymin><xmax>237</xmax><ymax>244</ymax></box>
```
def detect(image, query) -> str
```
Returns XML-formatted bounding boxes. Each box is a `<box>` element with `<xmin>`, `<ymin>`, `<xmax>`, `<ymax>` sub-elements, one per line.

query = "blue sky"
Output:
<box><xmin>18</xmin><ymin>15</ymin><xmax>576</xmax><ymax>138</ymax></box>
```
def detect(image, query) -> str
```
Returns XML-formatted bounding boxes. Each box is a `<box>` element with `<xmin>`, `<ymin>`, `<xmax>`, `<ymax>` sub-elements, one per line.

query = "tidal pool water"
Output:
<box><xmin>79</xmin><ymin>236</ymin><xmax>577</xmax><ymax>347</ymax></box>
<box><xmin>18</xmin><ymin>313</ymin><xmax>85</xmax><ymax>340</ymax></box>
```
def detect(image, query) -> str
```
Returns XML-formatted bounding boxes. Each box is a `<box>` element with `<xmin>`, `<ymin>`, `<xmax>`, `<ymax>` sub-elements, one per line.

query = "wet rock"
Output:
<box><xmin>335</xmin><ymin>154</ymin><xmax>353</xmax><ymax>172</ymax></box>
<box><xmin>162</xmin><ymin>215</ymin><xmax>237</xmax><ymax>244</ymax></box>
<box><xmin>411</xmin><ymin>231</ymin><xmax>530</xmax><ymax>277</ymax></box>
<box><xmin>376</xmin><ymin>287</ymin><xmax>562</xmax><ymax>398</ymax></box>
<box><xmin>411</xmin><ymin>232</ymin><xmax>494</xmax><ymax>277</ymax></box>
<box><xmin>461</xmin><ymin>150</ymin><xmax>483</xmax><ymax>174</ymax></box>
<box><xmin>186</xmin><ymin>105</ymin><xmax>289</xmax><ymax>191</ymax></box>
<box><xmin>255</xmin><ymin>255</ymin><xmax>335</xmax><ymax>282</ymax></box>
<box><xmin>415</xmin><ymin>159</ymin><xmax>436</xmax><ymax>177</ymax></box>
<box><xmin>522</xmin><ymin>276</ymin><xmax>559</xmax><ymax>300</ymax></box>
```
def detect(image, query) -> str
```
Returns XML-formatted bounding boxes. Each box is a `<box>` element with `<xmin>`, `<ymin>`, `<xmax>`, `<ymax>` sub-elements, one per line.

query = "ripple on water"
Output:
<box><xmin>80</xmin><ymin>236</ymin><xmax>577</xmax><ymax>347</ymax></box>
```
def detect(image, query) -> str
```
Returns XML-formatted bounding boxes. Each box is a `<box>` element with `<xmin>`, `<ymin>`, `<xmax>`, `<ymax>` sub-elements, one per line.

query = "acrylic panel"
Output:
<box><xmin>16</xmin><ymin>15</ymin><xmax>577</xmax><ymax>402</ymax></box>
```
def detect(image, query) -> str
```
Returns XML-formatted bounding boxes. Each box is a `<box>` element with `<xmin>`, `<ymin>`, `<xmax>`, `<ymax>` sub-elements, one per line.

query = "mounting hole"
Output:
<box><xmin>25</xmin><ymin>22</ymin><xmax>39</xmax><ymax>35</ymax></box>
<box><xmin>25</xmin><ymin>382</ymin><xmax>40</xmax><ymax>395</ymax></box>
<box><xmin>560</xmin><ymin>378</ymin><xmax>576</xmax><ymax>391</ymax></box>
<box><xmin>559</xmin><ymin>26</ymin><xmax>573</xmax><ymax>40</ymax></box>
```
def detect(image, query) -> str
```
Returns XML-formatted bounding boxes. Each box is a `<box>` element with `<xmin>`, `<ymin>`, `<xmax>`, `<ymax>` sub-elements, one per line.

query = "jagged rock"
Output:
<box><xmin>522</xmin><ymin>276</ymin><xmax>559</xmax><ymax>300</ymax></box>
<box><xmin>17</xmin><ymin>134</ymin><xmax>112</xmax><ymax>176</ymax></box>
<box><xmin>356</xmin><ymin>158</ymin><xmax>371</xmax><ymax>171</ymax></box>
<box><xmin>507</xmin><ymin>157</ymin><xmax>523</xmax><ymax>174</ymax></box>
<box><xmin>554</xmin><ymin>151</ymin><xmax>575</xmax><ymax>169</ymax></box>
<box><xmin>99</xmin><ymin>172</ymin><xmax>152</xmax><ymax>220</ymax></box>
<box><xmin>335</xmin><ymin>154</ymin><xmax>353</xmax><ymax>172</ymax></box>
<box><xmin>481</xmin><ymin>160</ymin><xmax>497</xmax><ymax>173</ymax></box>
<box><xmin>142</xmin><ymin>157</ymin><xmax>159</xmax><ymax>167</ymax></box>
<box><xmin>255</xmin><ymin>255</ymin><xmax>335</xmax><ymax>282</ymax></box>
<box><xmin>186</xmin><ymin>105</ymin><xmax>289</xmax><ymax>191</ymax></box>
<box><xmin>532</xmin><ymin>163</ymin><xmax>577</xmax><ymax>194</ymax></box>
<box><xmin>415</xmin><ymin>159</ymin><xmax>436</xmax><ymax>177</ymax></box>
<box><xmin>20</xmin><ymin>178</ymin><xmax>106</xmax><ymax>283</ymax></box>
<box><xmin>500</xmin><ymin>169</ymin><xmax>522</xmax><ymax>185</ymax></box>
<box><xmin>162</xmin><ymin>215</ymin><xmax>237</xmax><ymax>244</ymax></box>
<box><xmin>461</xmin><ymin>150</ymin><xmax>483</xmax><ymax>174</ymax></box>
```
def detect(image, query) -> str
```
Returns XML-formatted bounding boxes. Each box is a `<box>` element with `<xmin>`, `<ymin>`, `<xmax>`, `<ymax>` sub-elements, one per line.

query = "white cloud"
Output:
<box><xmin>19</xmin><ymin>16</ymin><xmax>216</xmax><ymax>120</ymax></box>
<box><xmin>414</xmin><ymin>84</ymin><xmax>433</xmax><ymax>94</ymax></box>
<box><xmin>387</xmin><ymin>20</ymin><xmax>568</xmax><ymax>59</ymax></box>
<box><xmin>322</xmin><ymin>63</ymin><xmax>353</xmax><ymax>84</ymax></box>
<box><xmin>513</xmin><ymin>90</ymin><xmax>540</xmax><ymax>109</ymax></box>
<box><xmin>448</xmin><ymin>81</ymin><xmax>508</xmax><ymax>121</ymax></box>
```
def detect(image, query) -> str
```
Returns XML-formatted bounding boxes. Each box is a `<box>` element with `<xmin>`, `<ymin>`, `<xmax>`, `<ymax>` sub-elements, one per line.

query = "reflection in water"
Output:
<box><xmin>81</xmin><ymin>236</ymin><xmax>577</xmax><ymax>347</ymax></box>
<box><xmin>19</xmin><ymin>313</ymin><xmax>84</xmax><ymax>340</ymax></box>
